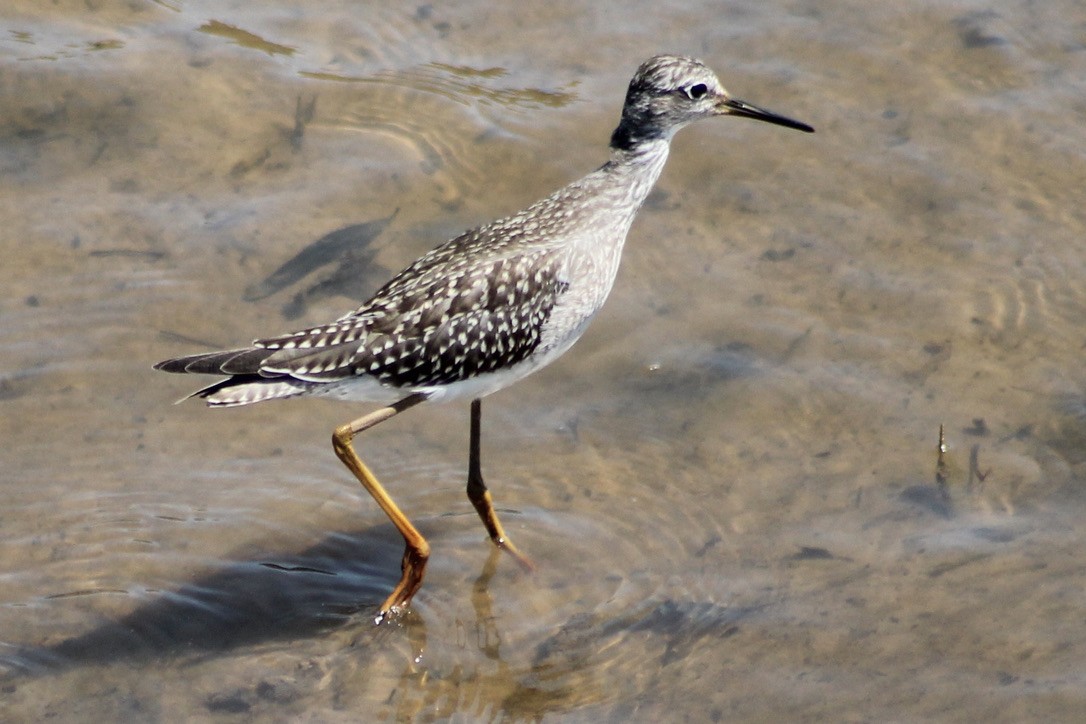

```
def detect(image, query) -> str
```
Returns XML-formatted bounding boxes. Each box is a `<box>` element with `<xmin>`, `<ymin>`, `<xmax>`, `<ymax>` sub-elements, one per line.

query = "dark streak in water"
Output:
<box><xmin>534</xmin><ymin>599</ymin><xmax>765</xmax><ymax>671</ymax></box>
<box><xmin>259</xmin><ymin>562</ymin><xmax>336</xmax><ymax>576</ymax></box>
<box><xmin>790</xmin><ymin>545</ymin><xmax>835</xmax><ymax>561</ymax></box>
<box><xmin>157</xmin><ymin>330</ymin><xmax>225</xmax><ymax>351</ymax></box>
<box><xmin>44</xmin><ymin>589</ymin><xmax>129</xmax><ymax>600</ymax></box>
<box><xmin>88</xmin><ymin>249</ymin><xmax>167</xmax><ymax>260</ymax></box>
<box><xmin>242</xmin><ymin>213</ymin><xmax>398</xmax><ymax>319</ymax></box>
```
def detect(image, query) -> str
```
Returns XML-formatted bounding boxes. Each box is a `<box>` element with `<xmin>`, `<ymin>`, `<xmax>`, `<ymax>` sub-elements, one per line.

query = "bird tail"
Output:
<box><xmin>185</xmin><ymin>376</ymin><xmax>320</xmax><ymax>407</ymax></box>
<box><xmin>155</xmin><ymin>347</ymin><xmax>319</xmax><ymax>407</ymax></box>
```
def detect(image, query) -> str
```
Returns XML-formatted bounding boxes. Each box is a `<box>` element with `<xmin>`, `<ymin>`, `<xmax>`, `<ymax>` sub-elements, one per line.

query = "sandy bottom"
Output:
<box><xmin>2</xmin><ymin>0</ymin><xmax>1086</xmax><ymax>720</ymax></box>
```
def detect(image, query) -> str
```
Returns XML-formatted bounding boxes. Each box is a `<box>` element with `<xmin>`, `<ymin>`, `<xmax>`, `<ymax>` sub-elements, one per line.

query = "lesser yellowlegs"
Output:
<box><xmin>155</xmin><ymin>55</ymin><xmax>813</xmax><ymax>622</ymax></box>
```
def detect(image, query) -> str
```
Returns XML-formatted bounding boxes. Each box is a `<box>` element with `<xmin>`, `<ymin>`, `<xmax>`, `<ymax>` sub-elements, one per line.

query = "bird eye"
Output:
<box><xmin>684</xmin><ymin>83</ymin><xmax>708</xmax><ymax>100</ymax></box>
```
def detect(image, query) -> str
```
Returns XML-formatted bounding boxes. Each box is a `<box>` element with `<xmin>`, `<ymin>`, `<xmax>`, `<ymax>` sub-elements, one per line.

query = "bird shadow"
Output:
<box><xmin>241</xmin><ymin>212</ymin><xmax>399</xmax><ymax>320</ymax></box>
<box><xmin>2</xmin><ymin>525</ymin><xmax>768</xmax><ymax>722</ymax></box>
<box><xmin>0</xmin><ymin>523</ymin><xmax>415</xmax><ymax>679</ymax></box>
<box><xmin>2</xmin><ymin>520</ymin><xmax>764</xmax><ymax>684</ymax></box>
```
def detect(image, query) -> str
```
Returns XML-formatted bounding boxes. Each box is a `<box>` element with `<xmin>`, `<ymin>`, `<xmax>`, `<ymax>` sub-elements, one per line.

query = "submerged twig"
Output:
<box><xmin>935</xmin><ymin>423</ymin><xmax>950</xmax><ymax>501</ymax></box>
<box><xmin>967</xmin><ymin>443</ymin><xmax>991</xmax><ymax>493</ymax></box>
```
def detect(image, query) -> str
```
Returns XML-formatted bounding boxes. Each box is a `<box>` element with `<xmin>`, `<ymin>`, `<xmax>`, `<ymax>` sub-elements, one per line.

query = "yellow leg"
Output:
<box><xmin>332</xmin><ymin>392</ymin><xmax>430</xmax><ymax>623</ymax></box>
<box><xmin>466</xmin><ymin>398</ymin><xmax>535</xmax><ymax>572</ymax></box>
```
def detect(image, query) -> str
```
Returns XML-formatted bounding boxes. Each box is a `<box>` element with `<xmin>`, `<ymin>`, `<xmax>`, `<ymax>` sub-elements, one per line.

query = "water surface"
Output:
<box><xmin>2</xmin><ymin>0</ymin><xmax>1085</xmax><ymax>720</ymax></box>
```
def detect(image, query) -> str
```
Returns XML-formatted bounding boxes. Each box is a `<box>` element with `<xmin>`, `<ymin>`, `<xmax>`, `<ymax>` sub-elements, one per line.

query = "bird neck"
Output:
<box><xmin>600</xmin><ymin>137</ymin><xmax>671</xmax><ymax>212</ymax></box>
<box><xmin>561</xmin><ymin>136</ymin><xmax>671</xmax><ymax>283</ymax></box>
<box><xmin>610</xmin><ymin>109</ymin><xmax>676</xmax><ymax>151</ymax></box>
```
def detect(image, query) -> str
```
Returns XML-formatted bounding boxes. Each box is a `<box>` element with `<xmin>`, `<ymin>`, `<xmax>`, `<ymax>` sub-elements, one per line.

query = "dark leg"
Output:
<box><xmin>332</xmin><ymin>392</ymin><xmax>430</xmax><ymax>623</ymax></box>
<box><xmin>465</xmin><ymin>398</ymin><xmax>534</xmax><ymax>571</ymax></box>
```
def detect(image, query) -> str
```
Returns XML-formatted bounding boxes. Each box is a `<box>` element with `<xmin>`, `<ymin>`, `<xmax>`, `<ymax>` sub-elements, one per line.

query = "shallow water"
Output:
<box><xmin>3</xmin><ymin>0</ymin><xmax>1086</xmax><ymax>720</ymax></box>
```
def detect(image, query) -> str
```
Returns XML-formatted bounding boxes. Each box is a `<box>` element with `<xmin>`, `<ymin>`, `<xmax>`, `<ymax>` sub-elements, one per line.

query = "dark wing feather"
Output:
<box><xmin>154</xmin><ymin>348</ymin><xmax>273</xmax><ymax>375</ymax></box>
<box><xmin>252</xmin><ymin>244</ymin><xmax>568</xmax><ymax>387</ymax></box>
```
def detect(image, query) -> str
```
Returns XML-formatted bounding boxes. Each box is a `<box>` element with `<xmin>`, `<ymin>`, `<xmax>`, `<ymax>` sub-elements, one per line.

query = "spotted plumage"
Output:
<box><xmin>158</xmin><ymin>57</ymin><xmax>811</xmax><ymax>408</ymax></box>
<box><xmin>155</xmin><ymin>55</ymin><xmax>812</xmax><ymax>620</ymax></box>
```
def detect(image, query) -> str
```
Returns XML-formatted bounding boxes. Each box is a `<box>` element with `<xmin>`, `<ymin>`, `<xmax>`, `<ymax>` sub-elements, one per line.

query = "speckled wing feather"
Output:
<box><xmin>252</xmin><ymin>222</ymin><xmax>570</xmax><ymax>389</ymax></box>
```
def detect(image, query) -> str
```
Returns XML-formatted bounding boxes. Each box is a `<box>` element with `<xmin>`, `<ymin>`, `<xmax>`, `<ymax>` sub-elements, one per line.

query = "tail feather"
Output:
<box><xmin>154</xmin><ymin>348</ymin><xmax>268</xmax><ymax>375</ymax></box>
<box><xmin>155</xmin><ymin>345</ymin><xmax>330</xmax><ymax>377</ymax></box>
<box><xmin>156</xmin><ymin>347</ymin><xmax>323</xmax><ymax>407</ymax></box>
<box><xmin>185</xmin><ymin>375</ymin><xmax>319</xmax><ymax>407</ymax></box>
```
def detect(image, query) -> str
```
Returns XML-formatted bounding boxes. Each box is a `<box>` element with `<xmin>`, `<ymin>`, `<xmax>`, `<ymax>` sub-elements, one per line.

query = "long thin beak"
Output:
<box><xmin>719</xmin><ymin>97</ymin><xmax>814</xmax><ymax>133</ymax></box>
